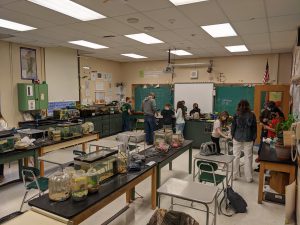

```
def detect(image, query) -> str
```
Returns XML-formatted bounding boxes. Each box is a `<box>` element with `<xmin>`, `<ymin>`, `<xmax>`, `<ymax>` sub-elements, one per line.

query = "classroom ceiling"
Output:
<box><xmin>0</xmin><ymin>0</ymin><xmax>299</xmax><ymax>62</ymax></box>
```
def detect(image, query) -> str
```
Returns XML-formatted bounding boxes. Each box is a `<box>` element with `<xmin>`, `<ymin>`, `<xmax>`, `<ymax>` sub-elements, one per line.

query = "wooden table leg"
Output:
<box><xmin>151</xmin><ymin>166</ymin><xmax>157</xmax><ymax>210</ymax></box>
<box><xmin>24</xmin><ymin>158</ymin><xmax>29</xmax><ymax>167</ymax></box>
<box><xmin>82</xmin><ymin>143</ymin><xmax>87</xmax><ymax>152</ymax></box>
<box><xmin>258</xmin><ymin>162</ymin><xmax>265</xmax><ymax>204</ymax></box>
<box><xmin>289</xmin><ymin>165</ymin><xmax>296</xmax><ymax>183</ymax></box>
<box><xmin>39</xmin><ymin>149</ymin><xmax>45</xmax><ymax>177</ymax></box>
<box><xmin>188</xmin><ymin>145</ymin><xmax>192</xmax><ymax>174</ymax></box>
<box><xmin>126</xmin><ymin>190</ymin><xmax>132</xmax><ymax>203</ymax></box>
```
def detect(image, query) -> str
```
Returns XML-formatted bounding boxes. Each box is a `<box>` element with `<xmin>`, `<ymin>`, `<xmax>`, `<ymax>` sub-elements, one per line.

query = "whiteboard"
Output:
<box><xmin>174</xmin><ymin>83</ymin><xmax>214</xmax><ymax>113</ymax></box>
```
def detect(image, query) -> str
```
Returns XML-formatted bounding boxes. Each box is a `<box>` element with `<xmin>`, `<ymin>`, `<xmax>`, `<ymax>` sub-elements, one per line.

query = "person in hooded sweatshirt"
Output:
<box><xmin>142</xmin><ymin>92</ymin><xmax>157</xmax><ymax>145</ymax></box>
<box><xmin>231</xmin><ymin>100</ymin><xmax>257</xmax><ymax>182</ymax></box>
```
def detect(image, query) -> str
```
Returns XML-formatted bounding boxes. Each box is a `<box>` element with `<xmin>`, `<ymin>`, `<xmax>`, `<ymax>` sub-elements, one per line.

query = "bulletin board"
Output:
<box><xmin>214</xmin><ymin>85</ymin><xmax>255</xmax><ymax>115</ymax></box>
<box><xmin>134</xmin><ymin>85</ymin><xmax>174</xmax><ymax>111</ymax></box>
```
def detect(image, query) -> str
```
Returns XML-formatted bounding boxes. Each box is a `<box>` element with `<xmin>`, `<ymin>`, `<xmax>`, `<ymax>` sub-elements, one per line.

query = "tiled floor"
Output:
<box><xmin>0</xmin><ymin>138</ymin><xmax>286</xmax><ymax>225</ymax></box>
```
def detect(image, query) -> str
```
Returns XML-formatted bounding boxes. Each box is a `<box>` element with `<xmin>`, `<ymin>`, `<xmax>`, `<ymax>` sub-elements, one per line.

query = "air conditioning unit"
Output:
<box><xmin>190</xmin><ymin>70</ymin><xmax>198</xmax><ymax>79</ymax></box>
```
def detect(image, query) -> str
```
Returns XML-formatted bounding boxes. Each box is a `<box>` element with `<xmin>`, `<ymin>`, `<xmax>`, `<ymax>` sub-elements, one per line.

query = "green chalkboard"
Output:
<box><xmin>134</xmin><ymin>85</ymin><xmax>174</xmax><ymax>112</ymax></box>
<box><xmin>214</xmin><ymin>86</ymin><xmax>255</xmax><ymax>115</ymax></box>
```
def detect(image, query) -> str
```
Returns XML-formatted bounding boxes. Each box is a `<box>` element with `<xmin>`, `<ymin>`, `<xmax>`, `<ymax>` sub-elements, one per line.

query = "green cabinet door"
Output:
<box><xmin>35</xmin><ymin>83</ymin><xmax>48</xmax><ymax>109</ymax></box>
<box><xmin>18</xmin><ymin>83</ymin><xmax>36</xmax><ymax>111</ymax></box>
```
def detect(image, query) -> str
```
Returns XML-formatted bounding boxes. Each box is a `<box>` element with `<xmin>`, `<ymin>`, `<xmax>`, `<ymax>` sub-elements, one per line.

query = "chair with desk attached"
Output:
<box><xmin>20</xmin><ymin>167</ymin><xmax>48</xmax><ymax>211</ymax></box>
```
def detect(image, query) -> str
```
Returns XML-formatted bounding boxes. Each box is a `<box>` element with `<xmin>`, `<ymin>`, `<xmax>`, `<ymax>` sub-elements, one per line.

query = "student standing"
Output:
<box><xmin>231</xmin><ymin>100</ymin><xmax>257</xmax><ymax>182</ymax></box>
<box><xmin>161</xmin><ymin>103</ymin><xmax>174</xmax><ymax>128</ymax></box>
<box><xmin>143</xmin><ymin>93</ymin><xmax>157</xmax><ymax>145</ymax></box>
<box><xmin>189</xmin><ymin>103</ymin><xmax>201</xmax><ymax>117</ymax></box>
<box><xmin>0</xmin><ymin>112</ymin><xmax>8</xmax><ymax>183</ymax></box>
<box><xmin>175</xmin><ymin>101</ymin><xmax>185</xmax><ymax>135</ymax></box>
<box><xmin>211</xmin><ymin>111</ymin><xmax>230</xmax><ymax>154</ymax></box>
<box><xmin>121</xmin><ymin>97</ymin><xmax>132</xmax><ymax>131</ymax></box>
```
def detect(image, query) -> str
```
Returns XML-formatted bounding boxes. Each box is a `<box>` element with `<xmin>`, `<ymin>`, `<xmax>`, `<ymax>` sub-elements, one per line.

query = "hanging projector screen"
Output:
<box><xmin>174</xmin><ymin>83</ymin><xmax>214</xmax><ymax>113</ymax></box>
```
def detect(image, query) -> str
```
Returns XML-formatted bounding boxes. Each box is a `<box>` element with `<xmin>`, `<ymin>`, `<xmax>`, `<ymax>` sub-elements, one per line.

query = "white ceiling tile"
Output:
<box><xmin>0</xmin><ymin>7</ymin><xmax>53</xmax><ymax>28</ymax></box>
<box><xmin>114</xmin><ymin>13</ymin><xmax>168</xmax><ymax>32</ymax></box>
<box><xmin>126</xmin><ymin>0</ymin><xmax>173</xmax><ymax>12</ymax></box>
<box><xmin>0</xmin><ymin>0</ymin><xmax>20</xmax><ymax>6</ymax></box>
<box><xmin>217</xmin><ymin>0</ymin><xmax>266</xmax><ymax>21</ymax></box>
<box><xmin>147</xmin><ymin>30</ymin><xmax>184</xmax><ymax>43</ymax></box>
<box><xmin>269</xmin><ymin>14</ymin><xmax>300</xmax><ymax>32</ymax></box>
<box><xmin>3</xmin><ymin>1</ymin><xmax>79</xmax><ymax>25</ymax></box>
<box><xmin>232</xmin><ymin>18</ymin><xmax>268</xmax><ymax>35</ymax></box>
<box><xmin>265</xmin><ymin>0</ymin><xmax>300</xmax><ymax>17</ymax></box>
<box><xmin>216</xmin><ymin>36</ymin><xmax>244</xmax><ymax>46</ymax></box>
<box><xmin>73</xmin><ymin>0</ymin><xmax>136</xmax><ymax>17</ymax></box>
<box><xmin>271</xmin><ymin>42</ymin><xmax>294</xmax><ymax>50</ymax></box>
<box><xmin>1</xmin><ymin>36</ymin><xmax>34</xmax><ymax>43</ymax></box>
<box><xmin>242</xmin><ymin>33</ymin><xmax>270</xmax><ymax>45</ymax></box>
<box><xmin>270</xmin><ymin>30</ymin><xmax>297</xmax><ymax>44</ymax></box>
<box><xmin>178</xmin><ymin>1</ymin><xmax>228</xmax><ymax>26</ymax></box>
<box><xmin>247</xmin><ymin>43</ymin><xmax>271</xmax><ymax>51</ymax></box>
<box><xmin>89</xmin><ymin>18</ymin><xmax>139</xmax><ymax>35</ymax></box>
<box><xmin>64</xmin><ymin>23</ymin><xmax>116</xmax><ymax>38</ymax></box>
<box><xmin>143</xmin><ymin>7</ymin><xmax>195</xmax><ymax>29</ymax></box>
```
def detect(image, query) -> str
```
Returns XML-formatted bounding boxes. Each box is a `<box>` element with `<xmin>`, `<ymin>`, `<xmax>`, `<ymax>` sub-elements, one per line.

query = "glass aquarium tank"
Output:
<box><xmin>71</xmin><ymin>170</ymin><xmax>88</xmax><ymax>201</ymax></box>
<box><xmin>171</xmin><ymin>134</ymin><xmax>184</xmax><ymax>148</ymax></box>
<box><xmin>56</xmin><ymin>123</ymin><xmax>82</xmax><ymax>139</ymax></box>
<box><xmin>48</xmin><ymin>172</ymin><xmax>71</xmax><ymax>202</ymax></box>
<box><xmin>74</xmin><ymin>149</ymin><xmax>119</xmax><ymax>183</ymax></box>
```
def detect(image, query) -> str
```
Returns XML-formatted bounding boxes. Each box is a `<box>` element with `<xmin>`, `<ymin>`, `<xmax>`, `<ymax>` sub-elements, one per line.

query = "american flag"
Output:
<box><xmin>263</xmin><ymin>60</ymin><xmax>269</xmax><ymax>84</ymax></box>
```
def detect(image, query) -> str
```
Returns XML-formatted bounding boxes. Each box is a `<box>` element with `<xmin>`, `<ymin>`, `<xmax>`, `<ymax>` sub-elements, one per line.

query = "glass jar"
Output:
<box><xmin>48</xmin><ymin>172</ymin><xmax>71</xmax><ymax>202</ymax></box>
<box><xmin>118</xmin><ymin>152</ymin><xmax>128</xmax><ymax>174</ymax></box>
<box><xmin>86</xmin><ymin>168</ymin><xmax>100</xmax><ymax>193</ymax></box>
<box><xmin>71</xmin><ymin>170</ymin><xmax>88</xmax><ymax>201</ymax></box>
<box><xmin>171</xmin><ymin>134</ymin><xmax>184</xmax><ymax>148</ymax></box>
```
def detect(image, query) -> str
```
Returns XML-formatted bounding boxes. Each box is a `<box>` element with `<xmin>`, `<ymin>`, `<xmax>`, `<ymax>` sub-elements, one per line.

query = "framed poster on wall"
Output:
<box><xmin>20</xmin><ymin>47</ymin><xmax>37</xmax><ymax>80</ymax></box>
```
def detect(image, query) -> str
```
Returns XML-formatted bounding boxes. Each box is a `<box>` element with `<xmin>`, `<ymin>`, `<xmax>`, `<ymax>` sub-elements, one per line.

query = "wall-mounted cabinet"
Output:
<box><xmin>18</xmin><ymin>83</ymin><xmax>48</xmax><ymax>111</ymax></box>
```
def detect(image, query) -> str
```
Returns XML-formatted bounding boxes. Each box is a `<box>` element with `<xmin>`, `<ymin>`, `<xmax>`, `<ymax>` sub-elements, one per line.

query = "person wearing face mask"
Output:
<box><xmin>190</xmin><ymin>103</ymin><xmax>201</xmax><ymax>118</ymax></box>
<box><xmin>161</xmin><ymin>103</ymin><xmax>175</xmax><ymax>128</ymax></box>
<box><xmin>211</xmin><ymin>111</ymin><xmax>231</xmax><ymax>154</ymax></box>
<box><xmin>121</xmin><ymin>97</ymin><xmax>132</xmax><ymax>131</ymax></box>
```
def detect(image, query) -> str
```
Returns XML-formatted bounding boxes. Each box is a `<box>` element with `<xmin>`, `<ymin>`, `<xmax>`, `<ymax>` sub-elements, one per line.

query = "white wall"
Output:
<box><xmin>45</xmin><ymin>47</ymin><xmax>79</xmax><ymax>102</ymax></box>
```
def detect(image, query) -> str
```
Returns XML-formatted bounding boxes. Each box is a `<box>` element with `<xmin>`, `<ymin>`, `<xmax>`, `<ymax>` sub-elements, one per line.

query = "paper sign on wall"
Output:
<box><xmin>85</xmin><ymin>80</ymin><xmax>90</xmax><ymax>97</ymax></box>
<box><xmin>28</xmin><ymin>100</ymin><xmax>35</xmax><ymax>110</ymax></box>
<box><xmin>95</xmin><ymin>81</ymin><xmax>104</xmax><ymax>91</ymax></box>
<box><xmin>40</xmin><ymin>93</ymin><xmax>45</xmax><ymax>101</ymax></box>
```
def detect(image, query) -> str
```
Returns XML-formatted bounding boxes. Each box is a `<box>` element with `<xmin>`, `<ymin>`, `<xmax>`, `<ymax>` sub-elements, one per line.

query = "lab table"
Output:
<box><xmin>0</xmin><ymin>146</ymin><xmax>39</xmax><ymax>187</ymax></box>
<box><xmin>258</xmin><ymin>143</ymin><xmax>296</xmax><ymax>204</ymax></box>
<box><xmin>157</xmin><ymin>178</ymin><xmax>218</xmax><ymax>225</ymax></box>
<box><xmin>29</xmin><ymin>164</ymin><xmax>157</xmax><ymax>225</ymax></box>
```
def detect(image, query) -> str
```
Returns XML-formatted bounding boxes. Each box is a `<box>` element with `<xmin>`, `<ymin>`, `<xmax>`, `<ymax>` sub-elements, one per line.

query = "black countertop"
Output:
<box><xmin>140</xmin><ymin>140</ymin><xmax>193</xmax><ymax>164</ymax></box>
<box><xmin>260</xmin><ymin>143</ymin><xmax>296</xmax><ymax>165</ymax></box>
<box><xmin>28</xmin><ymin>164</ymin><xmax>155</xmax><ymax>219</ymax></box>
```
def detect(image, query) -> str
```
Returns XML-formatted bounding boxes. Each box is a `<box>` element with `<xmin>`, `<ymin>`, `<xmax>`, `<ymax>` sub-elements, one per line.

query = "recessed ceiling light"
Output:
<box><xmin>27</xmin><ymin>0</ymin><xmax>106</xmax><ymax>21</ymax></box>
<box><xmin>121</xmin><ymin>53</ymin><xmax>147</xmax><ymax>59</ymax></box>
<box><xmin>144</xmin><ymin>26</ymin><xmax>154</xmax><ymax>31</ymax></box>
<box><xmin>201</xmin><ymin>23</ymin><xmax>237</xmax><ymax>38</ymax></box>
<box><xmin>225</xmin><ymin>45</ymin><xmax>248</xmax><ymax>52</ymax></box>
<box><xmin>68</xmin><ymin>40</ymin><xmax>108</xmax><ymax>49</ymax></box>
<box><xmin>0</xmin><ymin>18</ymin><xmax>36</xmax><ymax>31</ymax></box>
<box><xmin>125</xmin><ymin>33</ymin><xmax>164</xmax><ymax>44</ymax></box>
<box><xmin>169</xmin><ymin>50</ymin><xmax>192</xmax><ymax>56</ymax></box>
<box><xmin>169</xmin><ymin>0</ymin><xmax>208</xmax><ymax>6</ymax></box>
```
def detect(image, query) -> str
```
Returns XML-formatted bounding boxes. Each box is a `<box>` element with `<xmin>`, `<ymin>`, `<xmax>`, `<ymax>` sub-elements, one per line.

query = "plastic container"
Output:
<box><xmin>118</xmin><ymin>152</ymin><xmax>128</xmax><ymax>174</ymax></box>
<box><xmin>86</xmin><ymin>168</ymin><xmax>100</xmax><ymax>193</ymax></box>
<box><xmin>71</xmin><ymin>170</ymin><xmax>88</xmax><ymax>201</ymax></box>
<box><xmin>171</xmin><ymin>134</ymin><xmax>184</xmax><ymax>148</ymax></box>
<box><xmin>48</xmin><ymin>172</ymin><xmax>71</xmax><ymax>202</ymax></box>
<box><xmin>154</xmin><ymin>128</ymin><xmax>173</xmax><ymax>145</ymax></box>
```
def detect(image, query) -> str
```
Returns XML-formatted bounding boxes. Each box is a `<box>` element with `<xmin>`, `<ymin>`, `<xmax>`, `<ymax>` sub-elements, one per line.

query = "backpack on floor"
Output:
<box><xmin>199</xmin><ymin>142</ymin><xmax>217</xmax><ymax>156</ymax></box>
<box><xmin>226</xmin><ymin>187</ymin><xmax>248</xmax><ymax>213</ymax></box>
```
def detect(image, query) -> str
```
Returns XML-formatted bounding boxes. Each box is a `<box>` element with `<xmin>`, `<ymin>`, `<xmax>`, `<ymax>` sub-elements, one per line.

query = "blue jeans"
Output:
<box><xmin>122</xmin><ymin>116</ymin><xmax>131</xmax><ymax>131</ymax></box>
<box><xmin>144</xmin><ymin>115</ymin><xmax>156</xmax><ymax>144</ymax></box>
<box><xmin>176</xmin><ymin>123</ymin><xmax>185</xmax><ymax>135</ymax></box>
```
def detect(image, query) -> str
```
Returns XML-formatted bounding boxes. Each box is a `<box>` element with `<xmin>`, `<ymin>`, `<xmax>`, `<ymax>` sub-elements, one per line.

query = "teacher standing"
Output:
<box><xmin>142</xmin><ymin>93</ymin><xmax>157</xmax><ymax>145</ymax></box>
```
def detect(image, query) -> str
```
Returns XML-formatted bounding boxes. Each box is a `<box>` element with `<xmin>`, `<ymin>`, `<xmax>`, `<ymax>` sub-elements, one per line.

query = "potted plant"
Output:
<box><xmin>275</xmin><ymin>114</ymin><xmax>295</xmax><ymax>147</ymax></box>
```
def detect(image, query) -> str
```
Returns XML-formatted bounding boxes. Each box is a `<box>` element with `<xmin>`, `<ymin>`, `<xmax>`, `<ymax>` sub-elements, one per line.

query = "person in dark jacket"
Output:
<box><xmin>189</xmin><ymin>103</ymin><xmax>201</xmax><ymax>117</ymax></box>
<box><xmin>231</xmin><ymin>100</ymin><xmax>257</xmax><ymax>182</ymax></box>
<box><xmin>161</xmin><ymin>103</ymin><xmax>174</xmax><ymax>128</ymax></box>
<box><xmin>142</xmin><ymin>93</ymin><xmax>157</xmax><ymax>145</ymax></box>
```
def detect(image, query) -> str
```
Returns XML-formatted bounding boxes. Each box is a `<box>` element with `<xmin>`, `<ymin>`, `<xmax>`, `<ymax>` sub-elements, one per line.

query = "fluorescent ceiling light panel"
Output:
<box><xmin>201</xmin><ymin>23</ymin><xmax>237</xmax><ymax>38</ymax></box>
<box><xmin>125</xmin><ymin>33</ymin><xmax>164</xmax><ymax>44</ymax></box>
<box><xmin>69</xmin><ymin>40</ymin><xmax>108</xmax><ymax>49</ymax></box>
<box><xmin>0</xmin><ymin>18</ymin><xmax>36</xmax><ymax>31</ymax></box>
<box><xmin>225</xmin><ymin>45</ymin><xmax>248</xmax><ymax>52</ymax></box>
<box><xmin>169</xmin><ymin>0</ymin><xmax>208</xmax><ymax>6</ymax></box>
<box><xmin>27</xmin><ymin>0</ymin><xmax>106</xmax><ymax>21</ymax></box>
<box><xmin>169</xmin><ymin>50</ymin><xmax>192</xmax><ymax>56</ymax></box>
<box><xmin>121</xmin><ymin>54</ymin><xmax>147</xmax><ymax>59</ymax></box>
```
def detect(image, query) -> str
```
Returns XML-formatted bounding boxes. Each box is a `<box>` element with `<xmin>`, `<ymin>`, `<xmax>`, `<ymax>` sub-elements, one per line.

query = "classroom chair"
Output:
<box><xmin>20</xmin><ymin>167</ymin><xmax>48</xmax><ymax>211</ymax></box>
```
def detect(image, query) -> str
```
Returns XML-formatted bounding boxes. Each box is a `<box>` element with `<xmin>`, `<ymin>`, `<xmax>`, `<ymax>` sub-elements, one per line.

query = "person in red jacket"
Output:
<box><xmin>264</xmin><ymin>111</ymin><xmax>283</xmax><ymax>138</ymax></box>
